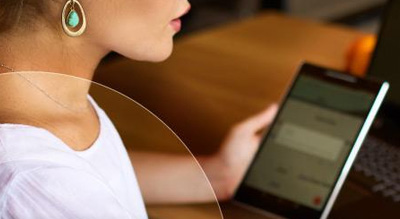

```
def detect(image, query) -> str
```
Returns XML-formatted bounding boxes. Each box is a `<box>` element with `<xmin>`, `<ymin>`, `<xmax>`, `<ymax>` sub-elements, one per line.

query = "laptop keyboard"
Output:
<box><xmin>353</xmin><ymin>136</ymin><xmax>400</xmax><ymax>202</ymax></box>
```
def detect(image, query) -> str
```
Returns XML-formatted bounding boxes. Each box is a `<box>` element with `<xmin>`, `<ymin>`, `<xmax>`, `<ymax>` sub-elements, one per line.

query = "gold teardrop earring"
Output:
<box><xmin>61</xmin><ymin>0</ymin><xmax>87</xmax><ymax>37</ymax></box>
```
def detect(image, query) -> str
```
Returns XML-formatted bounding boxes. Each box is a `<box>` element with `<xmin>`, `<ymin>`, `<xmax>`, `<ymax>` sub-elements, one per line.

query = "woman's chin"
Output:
<box><xmin>139</xmin><ymin>47</ymin><xmax>174</xmax><ymax>63</ymax></box>
<box><xmin>150</xmin><ymin>52</ymin><xmax>173</xmax><ymax>62</ymax></box>
<box><xmin>118</xmin><ymin>41</ymin><xmax>174</xmax><ymax>63</ymax></box>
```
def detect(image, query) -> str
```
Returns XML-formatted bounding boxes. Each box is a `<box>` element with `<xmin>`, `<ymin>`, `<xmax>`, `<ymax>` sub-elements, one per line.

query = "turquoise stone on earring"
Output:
<box><xmin>67</xmin><ymin>10</ymin><xmax>79</xmax><ymax>28</ymax></box>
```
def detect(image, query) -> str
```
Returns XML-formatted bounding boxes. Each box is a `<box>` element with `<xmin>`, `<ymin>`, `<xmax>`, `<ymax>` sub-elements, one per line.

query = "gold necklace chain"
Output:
<box><xmin>0</xmin><ymin>63</ymin><xmax>90</xmax><ymax>112</ymax></box>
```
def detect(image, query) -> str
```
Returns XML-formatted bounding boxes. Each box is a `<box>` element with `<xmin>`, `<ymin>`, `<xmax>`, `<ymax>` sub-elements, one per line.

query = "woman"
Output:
<box><xmin>0</xmin><ymin>0</ymin><xmax>278</xmax><ymax>218</ymax></box>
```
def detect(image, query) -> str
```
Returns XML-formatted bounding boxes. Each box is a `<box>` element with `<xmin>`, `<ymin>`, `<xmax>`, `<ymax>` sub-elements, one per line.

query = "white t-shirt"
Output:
<box><xmin>0</xmin><ymin>95</ymin><xmax>148</xmax><ymax>219</ymax></box>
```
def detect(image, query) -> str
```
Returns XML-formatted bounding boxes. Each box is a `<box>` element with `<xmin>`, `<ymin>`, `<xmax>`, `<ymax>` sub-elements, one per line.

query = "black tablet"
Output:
<box><xmin>234</xmin><ymin>63</ymin><xmax>389</xmax><ymax>219</ymax></box>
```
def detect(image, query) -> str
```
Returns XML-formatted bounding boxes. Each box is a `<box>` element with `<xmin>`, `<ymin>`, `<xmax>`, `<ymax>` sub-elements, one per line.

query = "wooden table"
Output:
<box><xmin>93</xmin><ymin>12</ymin><xmax>380</xmax><ymax>218</ymax></box>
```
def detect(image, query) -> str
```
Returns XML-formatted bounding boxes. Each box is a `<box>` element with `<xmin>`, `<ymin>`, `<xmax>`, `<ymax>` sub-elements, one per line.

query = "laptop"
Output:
<box><xmin>350</xmin><ymin>0</ymin><xmax>400</xmax><ymax>203</ymax></box>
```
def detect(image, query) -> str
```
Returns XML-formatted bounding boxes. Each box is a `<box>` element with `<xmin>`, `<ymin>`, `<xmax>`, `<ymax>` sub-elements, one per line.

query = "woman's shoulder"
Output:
<box><xmin>0</xmin><ymin>123</ymin><xmax>71</xmax><ymax>162</ymax></box>
<box><xmin>0</xmin><ymin>126</ymin><xmax>99</xmax><ymax>183</ymax></box>
<box><xmin>0</xmin><ymin>123</ymin><xmax>132</xmax><ymax>218</ymax></box>
<box><xmin>0</xmin><ymin>125</ymin><xmax>134</xmax><ymax>218</ymax></box>
<box><xmin>0</xmin><ymin>161</ymin><xmax>132</xmax><ymax>219</ymax></box>
<box><xmin>0</xmin><ymin>161</ymin><xmax>110</xmax><ymax>194</ymax></box>
<box><xmin>0</xmin><ymin>124</ymin><xmax>105</xmax><ymax>178</ymax></box>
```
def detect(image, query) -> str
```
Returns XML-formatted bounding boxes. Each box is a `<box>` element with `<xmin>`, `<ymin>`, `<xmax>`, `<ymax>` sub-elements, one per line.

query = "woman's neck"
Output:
<box><xmin>0</xmin><ymin>28</ymin><xmax>110</xmax><ymax>109</ymax></box>
<box><xmin>0</xmin><ymin>28</ymin><xmax>111</xmax><ymax>151</ymax></box>
<box><xmin>0</xmin><ymin>29</ymin><xmax>109</xmax><ymax>79</ymax></box>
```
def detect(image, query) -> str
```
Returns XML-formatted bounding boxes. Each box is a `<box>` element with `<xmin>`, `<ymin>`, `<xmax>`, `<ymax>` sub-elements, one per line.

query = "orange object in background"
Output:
<box><xmin>346</xmin><ymin>35</ymin><xmax>377</xmax><ymax>77</ymax></box>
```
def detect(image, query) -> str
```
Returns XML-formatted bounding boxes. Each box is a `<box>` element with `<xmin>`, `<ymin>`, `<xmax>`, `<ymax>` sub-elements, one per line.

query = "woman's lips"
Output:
<box><xmin>170</xmin><ymin>19</ymin><xmax>182</xmax><ymax>32</ymax></box>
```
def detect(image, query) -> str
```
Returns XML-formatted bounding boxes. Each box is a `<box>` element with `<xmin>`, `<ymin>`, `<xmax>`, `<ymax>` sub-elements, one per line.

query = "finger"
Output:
<box><xmin>242</xmin><ymin>104</ymin><xmax>279</xmax><ymax>132</ymax></box>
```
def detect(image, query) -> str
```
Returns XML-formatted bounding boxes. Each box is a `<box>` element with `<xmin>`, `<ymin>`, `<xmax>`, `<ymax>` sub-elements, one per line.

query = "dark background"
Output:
<box><xmin>180</xmin><ymin>0</ymin><xmax>386</xmax><ymax>34</ymax></box>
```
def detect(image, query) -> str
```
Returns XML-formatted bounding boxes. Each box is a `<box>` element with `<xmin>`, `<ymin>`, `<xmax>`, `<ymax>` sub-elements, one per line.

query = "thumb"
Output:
<box><xmin>242</xmin><ymin>104</ymin><xmax>279</xmax><ymax>132</ymax></box>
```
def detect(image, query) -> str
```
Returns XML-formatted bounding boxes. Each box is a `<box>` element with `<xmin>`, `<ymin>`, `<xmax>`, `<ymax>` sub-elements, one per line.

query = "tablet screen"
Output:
<box><xmin>246</xmin><ymin>74</ymin><xmax>375</xmax><ymax>209</ymax></box>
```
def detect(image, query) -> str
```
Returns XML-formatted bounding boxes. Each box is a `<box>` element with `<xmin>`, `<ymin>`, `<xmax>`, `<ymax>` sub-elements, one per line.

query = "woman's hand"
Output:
<box><xmin>131</xmin><ymin>104</ymin><xmax>278</xmax><ymax>204</ymax></box>
<box><xmin>199</xmin><ymin>104</ymin><xmax>278</xmax><ymax>201</ymax></box>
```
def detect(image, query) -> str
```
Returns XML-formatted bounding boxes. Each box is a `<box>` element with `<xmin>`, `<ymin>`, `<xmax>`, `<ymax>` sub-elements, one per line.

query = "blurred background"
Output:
<box><xmin>179</xmin><ymin>0</ymin><xmax>385</xmax><ymax>35</ymax></box>
<box><xmin>96</xmin><ymin>0</ymin><xmax>391</xmax><ymax>157</ymax></box>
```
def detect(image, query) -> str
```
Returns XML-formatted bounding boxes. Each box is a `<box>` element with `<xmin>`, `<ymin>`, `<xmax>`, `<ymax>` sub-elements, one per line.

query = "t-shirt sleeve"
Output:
<box><xmin>1</xmin><ymin>166</ymin><xmax>133</xmax><ymax>219</ymax></box>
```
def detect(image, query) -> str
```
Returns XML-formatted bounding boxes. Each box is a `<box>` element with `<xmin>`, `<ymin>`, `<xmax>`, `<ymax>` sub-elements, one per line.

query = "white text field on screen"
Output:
<box><xmin>275</xmin><ymin>123</ymin><xmax>345</xmax><ymax>161</ymax></box>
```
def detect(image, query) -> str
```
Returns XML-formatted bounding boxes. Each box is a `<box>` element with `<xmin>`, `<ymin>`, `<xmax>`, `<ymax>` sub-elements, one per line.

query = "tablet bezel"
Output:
<box><xmin>233</xmin><ymin>63</ymin><xmax>389</xmax><ymax>219</ymax></box>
